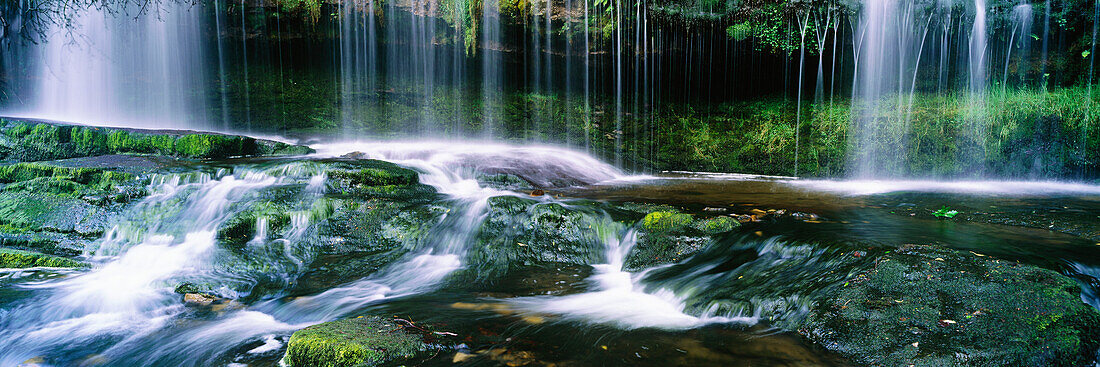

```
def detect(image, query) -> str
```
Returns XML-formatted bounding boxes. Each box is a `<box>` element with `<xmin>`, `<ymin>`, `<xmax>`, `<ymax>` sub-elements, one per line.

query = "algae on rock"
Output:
<box><xmin>801</xmin><ymin>245</ymin><xmax>1100</xmax><ymax>366</ymax></box>
<box><xmin>0</xmin><ymin>248</ymin><xmax>84</xmax><ymax>268</ymax></box>
<box><xmin>283</xmin><ymin>316</ymin><xmax>436</xmax><ymax>367</ymax></box>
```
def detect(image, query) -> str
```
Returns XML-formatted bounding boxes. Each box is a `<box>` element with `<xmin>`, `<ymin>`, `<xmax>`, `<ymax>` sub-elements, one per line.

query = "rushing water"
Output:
<box><xmin>0</xmin><ymin>141</ymin><xmax>1096</xmax><ymax>366</ymax></box>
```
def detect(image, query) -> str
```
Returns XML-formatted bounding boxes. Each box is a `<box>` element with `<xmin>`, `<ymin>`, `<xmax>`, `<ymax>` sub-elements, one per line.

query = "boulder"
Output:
<box><xmin>282</xmin><ymin>316</ymin><xmax>439</xmax><ymax>367</ymax></box>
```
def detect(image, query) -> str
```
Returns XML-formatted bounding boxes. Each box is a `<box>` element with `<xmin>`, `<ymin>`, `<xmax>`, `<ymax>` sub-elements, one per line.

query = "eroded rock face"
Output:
<box><xmin>282</xmin><ymin>316</ymin><xmax>441</xmax><ymax>367</ymax></box>
<box><xmin>800</xmin><ymin>245</ymin><xmax>1100</xmax><ymax>366</ymax></box>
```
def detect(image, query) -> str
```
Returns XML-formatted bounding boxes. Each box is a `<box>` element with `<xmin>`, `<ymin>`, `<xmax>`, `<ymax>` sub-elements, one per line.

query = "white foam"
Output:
<box><xmin>787</xmin><ymin>179</ymin><xmax>1100</xmax><ymax>196</ymax></box>
<box><xmin>310</xmin><ymin>140</ymin><xmax>626</xmax><ymax>188</ymax></box>
<box><xmin>509</xmin><ymin>229</ymin><xmax>753</xmax><ymax>330</ymax></box>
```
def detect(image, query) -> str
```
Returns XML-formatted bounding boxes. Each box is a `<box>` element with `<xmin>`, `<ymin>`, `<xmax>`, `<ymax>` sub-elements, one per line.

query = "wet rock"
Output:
<box><xmin>476</xmin><ymin>173</ymin><xmax>535</xmax><ymax>192</ymax></box>
<box><xmin>0</xmin><ymin>248</ymin><xmax>84</xmax><ymax>268</ymax></box>
<box><xmin>625</xmin><ymin>209</ymin><xmax>741</xmax><ymax>271</ymax></box>
<box><xmin>0</xmin><ymin>161</ymin><xmax>146</xmax><ymax>256</ymax></box>
<box><xmin>647</xmin><ymin>236</ymin><xmax>860</xmax><ymax>322</ymax></box>
<box><xmin>0</xmin><ymin>118</ymin><xmax>312</xmax><ymax>162</ymax></box>
<box><xmin>463</xmin><ymin>195</ymin><xmax>609</xmax><ymax>278</ymax></box>
<box><xmin>282</xmin><ymin>316</ymin><xmax>441</xmax><ymax>367</ymax></box>
<box><xmin>324</xmin><ymin>159</ymin><xmax>434</xmax><ymax>200</ymax></box>
<box><xmin>182</xmin><ymin>293</ymin><xmax>217</xmax><ymax>306</ymax></box>
<box><xmin>800</xmin><ymin>245</ymin><xmax>1100</xmax><ymax>366</ymax></box>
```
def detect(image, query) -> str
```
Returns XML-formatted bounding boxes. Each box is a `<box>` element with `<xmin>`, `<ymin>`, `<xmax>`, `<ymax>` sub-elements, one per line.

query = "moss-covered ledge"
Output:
<box><xmin>0</xmin><ymin>248</ymin><xmax>84</xmax><ymax>268</ymax></box>
<box><xmin>800</xmin><ymin>245</ymin><xmax>1100</xmax><ymax>366</ymax></box>
<box><xmin>282</xmin><ymin>316</ymin><xmax>439</xmax><ymax>367</ymax></box>
<box><xmin>0</xmin><ymin>118</ymin><xmax>313</xmax><ymax>162</ymax></box>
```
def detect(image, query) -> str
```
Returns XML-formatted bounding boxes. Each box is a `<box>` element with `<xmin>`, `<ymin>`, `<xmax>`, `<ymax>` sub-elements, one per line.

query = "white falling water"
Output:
<box><xmin>508</xmin><ymin>226</ymin><xmax>753</xmax><ymax>329</ymax></box>
<box><xmin>24</xmin><ymin>3</ymin><xmax>208</xmax><ymax>130</ymax></box>
<box><xmin>969</xmin><ymin>0</ymin><xmax>988</xmax><ymax>94</ymax></box>
<box><xmin>339</xmin><ymin>0</ymin><xmax>380</xmax><ymax>133</ymax></box>
<box><xmin>1005</xmin><ymin>4</ymin><xmax>1033</xmax><ymax>89</ymax></box>
<box><xmin>482</xmin><ymin>0</ymin><xmax>503</xmax><ymax>137</ymax></box>
<box><xmin>0</xmin><ymin>170</ymin><xmax>290</xmax><ymax>365</ymax></box>
<box><xmin>851</xmin><ymin>0</ymin><xmax>925</xmax><ymax>177</ymax></box>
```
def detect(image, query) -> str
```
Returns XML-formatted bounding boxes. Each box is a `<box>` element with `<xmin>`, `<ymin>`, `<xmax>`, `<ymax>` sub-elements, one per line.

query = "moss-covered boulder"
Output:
<box><xmin>0</xmin><ymin>248</ymin><xmax>83</xmax><ymax>268</ymax></box>
<box><xmin>283</xmin><ymin>316</ymin><xmax>436</xmax><ymax>367</ymax></box>
<box><xmin>0</xmin><ymin>161</ymin><xmax>142</xmax><ymax>255</ymax></box>
<box><xmin>197</xmin><ymin>160</ymin><xmax>444</xmax><ymax>298</ymax></box>
<box><xmin>324</xmin><ymin>159</ymin><xmax>433</xmax><ymax>200</ymax></box>
<box><xmin>475</xmin><ymin>173</ymin><xmax>535</xmax><ymax>192</ymax></box>
<box><xmin>625</xmin><ymin>207</ymin><xmax>741</xmax><ymax>271</ymax></box>
<box><xmin>0</xmin><ymin>118</ymin><xmax>313</xmax><ymax>162</ymax></box>
<box><xmin>801</xmin><ymin>245</ymin><xmax>1100</xmax><ymax>366</ymax></box>
<box><xmin>465</xmin><ymin>195</ymin><xmax>611</xmax><ymax>278</ymax></box>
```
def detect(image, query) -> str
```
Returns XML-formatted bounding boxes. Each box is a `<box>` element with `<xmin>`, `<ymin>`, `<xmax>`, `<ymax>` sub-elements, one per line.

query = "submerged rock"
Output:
<box><xmin>801</xmin><ymin>245</ymin><xmax>1100</xmax><ymax>366</ymax></box>
<box><xmin>0</xmin><ymin>248</ymin><xmax>84</xmax><ymax>268</ymax></box>
<box><xmin>282</xmin><ymin>316</ymin><xmax>438</xmax><ymax>367</ymax></box>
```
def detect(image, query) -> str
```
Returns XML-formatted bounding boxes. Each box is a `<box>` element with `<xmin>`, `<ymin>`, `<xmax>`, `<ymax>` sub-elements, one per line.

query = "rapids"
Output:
<box><xmin>0</xmin><ymin>141</ymin><xmax>1097</xmax><ymax>366</ymax></box>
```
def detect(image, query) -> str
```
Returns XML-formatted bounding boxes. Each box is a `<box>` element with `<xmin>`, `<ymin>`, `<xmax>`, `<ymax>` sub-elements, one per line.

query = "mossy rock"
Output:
<box><xmin>0</xmin><ymin>119</ymin><xmax>313</xmax><ymax>162</ymax></box>
<box><xmin>0</xmin><ymin>248</ymin><xmax>84</xmax><ymax>268</ymax></box>
<box><xmin>801</xmin><ymin>245</ymin><xmax>1100</xmax><ymax>366</ymax></box>
<box><xmin>283</xmin><ymin>316</ymin><xmax>434</xmax><ymax>367</ymax></box>
<box><xmin>324</xmin><ymin>160</ymin><xmax>434</xmax><ymax>201</ymax></box>
<box><xmin>475</xmin><ymin>173</ymin><xmax>535</xmax><ymax>192</ymax></box>
<box><xmin>642</xmin><ymin>211</ymin><xmax>694</xmax><ymax>232</ymax></box>
<box><xmin>464</xmin><ymin>195</ymin><xmax>612</xmax><ymax>279</ymax></box>
<box><xmin>0</xmin><ymin>191</ymin><xmax>118</xmax><ymax>236</ymax></box>
<box><xmin>625</xmin><ymin>208</ymin><xmax>740</xmax><ymax>271</ymax></box>
<box><xmin>0</xmin><ymin>162</ymin><xmax>135</xmax><ymax>193</ymax></box>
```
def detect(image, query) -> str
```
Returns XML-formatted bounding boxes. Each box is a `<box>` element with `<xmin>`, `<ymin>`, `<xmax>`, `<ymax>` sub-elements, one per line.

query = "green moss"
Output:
<box><xmin>283</xmin><ymin>316</ymin><xmax>432</xmax><ymax>367</ymax></box>
<box><xmin>0</xmin><ymin>162</ymin><xmax>134</xmax><ymax>191</ymax></box>
<box><xmin>175</xmin><ymin>134</ymin><xmax>244</xmax><ymax>158</ymax></box>
<box><xmin>801</xmin><ymin>245</ymin><xmax>1100</xmax><ymax>366</ymax></box>
<box><xmin>693</xmin><ymin>216</ymin><xmax>740</xmax><ymax>234</ymax></box>
<box><xmin>0</xmin><ymin>248</ymin><xmax>83</xmax><ymax>268</ymax></box>
<box><xmin>0</xmin><ymin>119</ymin><xmax>313</xmax><ymax>162</ymax></box>
<box><xmin>329</xmin><ymin>166</ymin><xmax>418</xmax><ymax>187</ymax></box>
<box><xmin>642</xmin><ymin>211</ymin><xmax>693</xmax><ymax>232</ymax></box>
<box><xmin>325</xmin><ymin>160</ymin><xmax>434</xmax><ymax>201</ymax></box>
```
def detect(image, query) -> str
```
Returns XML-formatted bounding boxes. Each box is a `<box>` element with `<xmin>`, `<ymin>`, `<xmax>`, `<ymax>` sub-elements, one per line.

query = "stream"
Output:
<box><xmin>0</xmin><ymin>143</ymin><xmax>1098</xmax><ymax>366</ymax></box>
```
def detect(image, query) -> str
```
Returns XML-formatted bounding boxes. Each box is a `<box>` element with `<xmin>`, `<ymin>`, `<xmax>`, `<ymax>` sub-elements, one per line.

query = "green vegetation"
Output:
<box><xmin>0</xmin><ymin>248</ymin><xmax>84</xmax><ymax>268</ymax></box>
<box><xmin>0</xmin><ymin>119</ymin><xmax>313</xmax><ymax>162</ymax></box>
<box><xmin>933</xmin><ymin>206</ymin><xmax>959</xmax><ymax>218</ymax></box>
<box><xmin>641</xmin><ymin>211</ymin><xmax>693</xmax><ymax>232</ymax></box>
<box><xmin>283</xmin><ymin>316</ymin><xmax>433</xmax><ymax>367</ymax></box>
<box><xmin>627</xmin><ymin>208</ymin><xmax>740</xmax><ymax>270</ymax></box>
<box><xmin>802</xmin><ymin>245</ymin><xmax>1100</xmax><ymax>366</ymax></box>
<box><xmin>0</xmin><ymin>162</ymin><xmax>133</xmax><ymax>191</ymax></box>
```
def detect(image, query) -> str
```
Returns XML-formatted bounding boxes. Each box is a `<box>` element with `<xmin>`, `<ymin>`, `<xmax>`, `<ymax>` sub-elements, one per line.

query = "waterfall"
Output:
<box><xmin>851</xmin><ymin>0</ymin><xmax>922</xmax><ymax>177</ymax></box>
<box><xmin>339</xmin><ymin>0</ymin><xmax>380</xmax><ymax>134</ymax></box>
<box><xmin>968</xmin><ymin>0</ymin><xmax>988</xmax><ymax>94</ymax></box>
<box><xmin>25</xmin><ymin>3</ymin><xmax>208</xmax><ymax>130</ymax></box>
<box><xmin>1008</xmin><ymin>4</ymin><xmax>1034</xmax><ymax>88</ymax></box>
<box><xmin>0</xmin><ymin>170</ymin><xmax>297</xmax><ymax>365</ymax></box>
<box><xmin>966</xmin><ymin>0</ymin><xmax>989</xmax><ymax>176</ymax></box>
<box><xmin>482</xmin><ymin>0</ymin><xmax>503</xmax><ymax>137</ymax></box>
